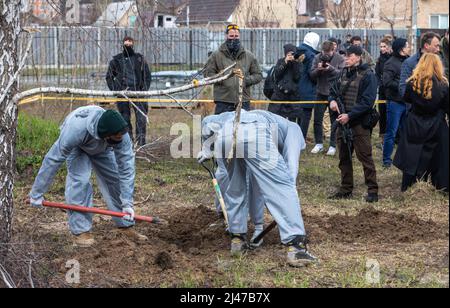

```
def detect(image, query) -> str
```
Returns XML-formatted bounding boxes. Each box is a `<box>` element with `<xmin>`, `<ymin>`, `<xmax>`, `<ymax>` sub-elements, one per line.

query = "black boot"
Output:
<box><xmin>328</xmin><ymin>191</ymin><xmax>353</xmax><ymax>200</ymax></box>
<box><xmin>366</xmin><ymin>193</ymin><xmax>379</xmax><ymax>203</ymax></box>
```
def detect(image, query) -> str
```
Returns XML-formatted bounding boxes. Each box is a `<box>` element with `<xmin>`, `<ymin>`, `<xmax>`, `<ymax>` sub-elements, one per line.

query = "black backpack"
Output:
<box><xmin>263</xmin><ymin>66</ymin><xmax>276</xmax><ymax>100</ymax></box>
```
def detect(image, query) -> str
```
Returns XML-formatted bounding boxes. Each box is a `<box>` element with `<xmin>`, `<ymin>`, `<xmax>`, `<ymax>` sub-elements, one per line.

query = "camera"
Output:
<box><xmin>319</xmin><ymin>54</ymin><xmax>332</xmax><ymax>67</ymax></box>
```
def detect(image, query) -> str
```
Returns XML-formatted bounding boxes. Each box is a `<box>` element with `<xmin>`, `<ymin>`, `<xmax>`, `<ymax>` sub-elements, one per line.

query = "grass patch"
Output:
<box><xmin>16</xmin><ymin>113</ymin><xmax>60</xmax><ymax>174</ymax></box>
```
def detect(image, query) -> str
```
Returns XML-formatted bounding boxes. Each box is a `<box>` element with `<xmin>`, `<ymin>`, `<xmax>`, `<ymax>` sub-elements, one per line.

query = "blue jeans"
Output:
<box><xmin>383</xmin><ymin>100</ymin><xmax>406</xmax><ymax>166</ymax></box>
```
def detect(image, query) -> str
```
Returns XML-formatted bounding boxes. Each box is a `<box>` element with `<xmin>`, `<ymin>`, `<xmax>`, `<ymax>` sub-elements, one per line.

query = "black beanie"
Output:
<box><xmin>97</xmin><ymin>110</ymin><xmax>128</xmax><ymax>138</ymax></box>
<box><xmin>284</xmin><ymin>44</ymin><xmax>297</xmax><ymax>56</ymax></box>
<box><xmin>392</xmin><ymin>38</ymin><xmax>408</xmax><ymax>56</ymax></box>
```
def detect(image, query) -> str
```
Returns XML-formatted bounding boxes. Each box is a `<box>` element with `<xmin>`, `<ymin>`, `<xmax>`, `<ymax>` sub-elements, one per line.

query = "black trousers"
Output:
<box><xmin>117</xmin><ymin>101</ymin><xmax>149</xmax><ymax>146</ymax></box>
<box><xmin>378</xmin><ymin>98</ymin><xmax>387</xmax><ymax>136</ymax></box>
<box><xmin>214</xmin><ymin>101</ymin><xmax>251</xmax><ymax>115</ymax></box>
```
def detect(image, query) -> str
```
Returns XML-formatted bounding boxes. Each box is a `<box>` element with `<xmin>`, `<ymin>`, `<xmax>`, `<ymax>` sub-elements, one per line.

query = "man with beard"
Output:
<box><xmin>204</xmin><ymin>24</ymin><xmax>263</xmax><ymax>115</ymax></box>
<box><xmin>29</xmin><ymin>107</ymin><xmax>148</xmax><ymax>247</ymax></box>
<box><xmin>106</xmin><ymin>36</ymin><xmax>152</xmax><ymax>146</ymax></box>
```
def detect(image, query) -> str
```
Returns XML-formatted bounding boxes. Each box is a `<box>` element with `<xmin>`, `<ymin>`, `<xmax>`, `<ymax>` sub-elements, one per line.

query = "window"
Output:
<box><xmin>430</xmin><ymin>14</ymin><xmax>449</xmax><ymax>29</ymax></box>
<box><xmin>157</xmin><ymin>15</ymin><xmax>164</xmax><ymax>27</ymax></box>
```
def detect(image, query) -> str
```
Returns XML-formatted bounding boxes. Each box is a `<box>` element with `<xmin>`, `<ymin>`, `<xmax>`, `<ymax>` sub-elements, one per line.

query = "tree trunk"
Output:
<box><xmin>0</xmin><ymin>0</ymin><xmax>21</xmax><ymax>256</ymax></box>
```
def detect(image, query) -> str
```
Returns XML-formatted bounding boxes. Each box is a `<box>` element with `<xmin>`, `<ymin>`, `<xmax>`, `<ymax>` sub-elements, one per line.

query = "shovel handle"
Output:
<box><xmin>27</xmin><ymin>200</ymin><xmax>159</xmax><ymax>224</ymax></box>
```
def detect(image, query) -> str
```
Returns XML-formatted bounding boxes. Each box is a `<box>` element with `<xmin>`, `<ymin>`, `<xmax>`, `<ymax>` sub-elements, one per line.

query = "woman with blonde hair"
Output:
<box><xmin>394</xmin><ymin>53</ymin><xmax>449</xmax><ymax>192</ymax></box>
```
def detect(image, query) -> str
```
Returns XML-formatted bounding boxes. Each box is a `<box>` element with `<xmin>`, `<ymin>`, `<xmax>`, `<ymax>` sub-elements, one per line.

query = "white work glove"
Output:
<box><xmin>122</xmin><ymin>207</ymin><xmax>135</xmax><ymax>222</ymax></box>
<box><xmin>197</xmin><ymin>149</ymin><xmax>213</xmax><ymax>164</ymax></box>
<box><xmin>30</xmin><ymin>197</ymin><xmax>44</xmax><ymax>209</ymax></box>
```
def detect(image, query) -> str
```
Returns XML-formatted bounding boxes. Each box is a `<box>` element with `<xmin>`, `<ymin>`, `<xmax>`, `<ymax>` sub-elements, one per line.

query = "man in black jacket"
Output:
<box><xmin>328</xmin><ymin>46</ymin><xmax>379</xmax><ymax>203</ymax></box>
<box><xmin>382</xmin><ymin>38</ymin><xmax>410</xmax><ymax>168</ymax></box>
<box><xmin>268</xmin><ymin>44</ymin><xmax>302</xmax><ymax>119</ymax></box>
<box><xmin>106</xmin><ymin>37</ymin><xmax>152</xmax><ymax>146</ymax></box>
<box><xmin>375</xmin><ymin>38</ymin><xmax>392</xmax><ymax>140</ymax></box>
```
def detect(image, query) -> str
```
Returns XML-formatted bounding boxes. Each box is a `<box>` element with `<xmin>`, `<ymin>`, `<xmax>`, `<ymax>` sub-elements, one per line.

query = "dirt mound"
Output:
<box><xmin>305</xmin><ymin>207</ymin><xmax>449</xmax><ymax>244</ymax></box>
<box><xmin>154</xmin><ymin>205</ymin><xmax>229</xmax><ymax>252</ymax></box>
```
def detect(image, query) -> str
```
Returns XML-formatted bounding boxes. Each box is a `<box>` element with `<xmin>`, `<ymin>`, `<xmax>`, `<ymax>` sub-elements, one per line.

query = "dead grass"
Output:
<box><xmin>10</xmin><ymin>103</ymin><xmax>449</xmax><ymax>288</ymax></box>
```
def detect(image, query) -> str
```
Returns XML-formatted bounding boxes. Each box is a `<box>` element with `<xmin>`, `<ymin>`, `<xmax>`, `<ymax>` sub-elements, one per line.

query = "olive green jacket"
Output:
<box><xmin>205</xmin><ymin>43</ymin><xmax>263</xmax><ymax>104</ymax></box>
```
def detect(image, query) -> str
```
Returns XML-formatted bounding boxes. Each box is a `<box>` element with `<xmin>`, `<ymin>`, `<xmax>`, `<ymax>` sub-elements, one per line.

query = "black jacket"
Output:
<box><xmin>375</xmin><ymin>52</ymin><xmax>391</xmax><ymax>99</ymax></box>
<box><xmin>106</xmin><ymin>52</ymin><xmax>152</xmax><ymax>91</ymax></box>
<box><xmin>268</xmin><ymin>58</ymin><xmax>302</xmax><ymax>117</ymax></box>
<box><xmin>382</xmin><ymin>54</ymin><xmax>408</xmax><ymax>102</ymax></box>
<box><xmin>329</xmin><ymin>63</ymin><xmax>378</xmax><ymax>127</ymax></box>
<box><xmin>394</xmin><ymin>79</ymin><xmax>449</xmax><ymax>192</ymax></box>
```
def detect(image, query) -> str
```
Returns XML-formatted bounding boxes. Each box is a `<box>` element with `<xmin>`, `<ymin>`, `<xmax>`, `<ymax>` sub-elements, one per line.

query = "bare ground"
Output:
<box><xmin>10</xmin><ymin>105</ymin><xmax>449</xmax><ymax>288</ymax></box>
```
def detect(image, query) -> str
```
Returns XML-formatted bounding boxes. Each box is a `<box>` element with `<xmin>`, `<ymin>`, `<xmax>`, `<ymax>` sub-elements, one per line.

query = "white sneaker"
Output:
<box><xmin>326</xmin><ymin>147</ymin><xmax>336</xmax><ymax>156</ymax></box>
<box><xmin>311</xmin><ymin>144</ymin><xmax>324</xmax><ymax>154</ymax></box>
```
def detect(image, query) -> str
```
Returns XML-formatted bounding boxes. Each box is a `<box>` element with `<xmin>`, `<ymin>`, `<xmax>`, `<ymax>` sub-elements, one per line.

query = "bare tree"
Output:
<box><xmin>326</xmin><ymin>0</ymin><xmax>353</xmax><ymax>28</ymax></box>
<box><xmin>326</xmin><ymin>0</ymin><xmax>375</xmax><ymax>29</ymax></box>
<box><xmin>0</xmin><ymin>0</ymin><xmax>21</xmax><ymax>259</ymax></box>
<box><xmin>380</xmin><ymin>2</ymin><xmax>411</xmax><ymax>38</ymax></box>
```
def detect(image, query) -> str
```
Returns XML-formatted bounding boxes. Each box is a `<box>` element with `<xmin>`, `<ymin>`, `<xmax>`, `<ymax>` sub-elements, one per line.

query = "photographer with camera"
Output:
<box><xmin>310</xmin><ymin>41</ymin><xmax>345</xmax><ymax>156</ymax></box>
<box><xmin>268</xmin><ymin>44</ymin><xmax>303</xmax><ymax>119</ymax></box>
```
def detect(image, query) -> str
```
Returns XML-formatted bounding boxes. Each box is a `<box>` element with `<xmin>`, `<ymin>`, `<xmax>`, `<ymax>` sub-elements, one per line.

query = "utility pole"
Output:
<box><xmin>411</xmin><ymin>0</ymin><xmax>418</xmax><ymax>53</ymax></box>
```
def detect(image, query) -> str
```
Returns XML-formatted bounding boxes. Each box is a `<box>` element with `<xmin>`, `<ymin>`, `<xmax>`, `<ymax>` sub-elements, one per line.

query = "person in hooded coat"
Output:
<box><xmin>211</xmin><ymin>110</ymin><xmax>306</xmax><ymax>248</ymax></box>
<box><xmin>197</xmin><ymin>110</ymin><xmax>316</xmax><ymax>267</ymax></box>
<box><xmin>294</xmin><ymin>32</ymin><xmax>320</xmax><ymax>140</ymax></box>
<box><xmin>394</xmin><ymin>53</ymin><xmax>449</xmax><ymax>193</ymax></box>
<box><xmin>29</xmin><ymin>106</ymin><xmax>147</xmax><ymax>247</ymax></box>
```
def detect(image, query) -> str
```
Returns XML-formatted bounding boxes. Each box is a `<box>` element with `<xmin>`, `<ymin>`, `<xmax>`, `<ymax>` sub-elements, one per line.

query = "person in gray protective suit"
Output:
<box><xmin>213</xmin><ymin>110</ymin><xmax>307</xmax><ymax>248</ymax></box>
<box><xmin>29</xmin><ymin>106</ymin><xmax>148</xmax><ymax>247</ymax></box>
<box><xmin>198</xmin><ymin>110</ymin><xmax>317</xmax><ymax>267</ymax></box>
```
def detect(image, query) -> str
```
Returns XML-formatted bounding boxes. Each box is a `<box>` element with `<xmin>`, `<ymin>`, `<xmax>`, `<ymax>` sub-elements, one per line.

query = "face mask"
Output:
<box><xmin>106</xmin><ymin>137</ymin><xmax>123</xmax><ymax>145</ymax></box>
<box><xmin>226</xmin><ymin>39</ymin><xmax>241</xmax><ymax>53</ymax></box>
<box><xmin>123</xmin><ymin>45</ymin><xmax>135</xmax><ymax>56</ymax></box>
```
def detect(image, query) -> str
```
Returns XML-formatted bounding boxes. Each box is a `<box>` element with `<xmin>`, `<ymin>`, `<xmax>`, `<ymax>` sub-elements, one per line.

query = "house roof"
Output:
<box><xmin>177</xmin><ymin>0</ymin><xmax>240</xmax><ymax>25</ymax></box>
<box><xmin>155</xmin><ymin>0</ymin><xmax>187</xmax><ymax>15</ymax></box>
<box><xmin>95</xmin><ymin>1</ymin><xmax>135</xmax><ymax>26</ymax></box>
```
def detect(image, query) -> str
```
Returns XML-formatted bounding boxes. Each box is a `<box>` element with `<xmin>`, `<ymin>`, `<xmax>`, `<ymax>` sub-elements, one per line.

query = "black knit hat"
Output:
<box><xmin>283</xmin><ymin>44</ymin><xmax>297</xmax><ymax>56</ymax></box>
<box><xmin>392</xmin><ymin>38</ymin><xmax>408</xmax><ymax>56</ymax></box>
<box><xmin>346</xmin><ymin>45</ymin><xmax>363</xmax><ymax>56</ymax></box>
<box><xmin>97</xmin><ymin>110</ymin><xmax>129</xmax><ymax>138</ymax></box>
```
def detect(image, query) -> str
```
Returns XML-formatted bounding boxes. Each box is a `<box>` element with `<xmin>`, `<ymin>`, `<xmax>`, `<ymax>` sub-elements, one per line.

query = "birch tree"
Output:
<box><xmin>0</xmin><ymin>0</ymin><xmax>22</xmax><ymax>256</ymax></box>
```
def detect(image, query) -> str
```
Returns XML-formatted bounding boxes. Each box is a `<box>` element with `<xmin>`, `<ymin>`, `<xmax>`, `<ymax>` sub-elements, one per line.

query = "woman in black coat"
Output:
<box><xmin>394</xmin><ymin>53</ymin><xmax>449</xmax><ymax>192</ymax></box>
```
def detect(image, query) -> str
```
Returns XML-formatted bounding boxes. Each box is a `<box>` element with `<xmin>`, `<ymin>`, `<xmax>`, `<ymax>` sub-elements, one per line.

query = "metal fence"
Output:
<box><xmin>21</xmin><ymin>27</ymin><xmax>410</xmax><ymax>99</ymax></box>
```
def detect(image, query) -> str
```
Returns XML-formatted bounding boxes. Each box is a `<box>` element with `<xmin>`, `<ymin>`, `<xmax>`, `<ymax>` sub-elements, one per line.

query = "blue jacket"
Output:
<box><xmin>296</xmin><ymin>43</ymin><xmax>320</xmax><ymax>108</ymax></box>
<box><xmin>399</xmin><ymin>50</ymin><xmax>421</xmax><ymax>98</ymax></box>
<box><xmin>30</xmin><ymin>106</ymin><xmax>136</xmax><ymax>208</ymax></box>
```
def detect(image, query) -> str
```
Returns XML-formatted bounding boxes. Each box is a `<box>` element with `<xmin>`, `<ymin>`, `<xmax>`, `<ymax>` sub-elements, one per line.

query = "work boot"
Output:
<box><xmin>73</xmin><ymin>232</ymin><xmax>95</xmax><ymax>248</ymax></box>
<box><xmin>230</xmin><ymin>234</ymin><xmax>248</xmax><ymax>257</ymax></box>
<box><xmin>118</xmin><ymin>227</ymin><xmax>149</xmax><ymax>242</ymax></box>
<box><xmin>366</xmin><ymin>193</ymin><xmax>379</xmax><ymax>203</ymax></box>
<box><xmin>250</xmin><ymin>224</ymin><xmax>264</xmax><ymax>249</ymax></box>
<box><xmin>328</xmin><ymin>191</ymin><xmax>353</xmax><ymax>200</ymax></box>
<box><xmin>286</xmin><ymin>236</ymin><xmax>318</xmax><ymax>267</ymax></box>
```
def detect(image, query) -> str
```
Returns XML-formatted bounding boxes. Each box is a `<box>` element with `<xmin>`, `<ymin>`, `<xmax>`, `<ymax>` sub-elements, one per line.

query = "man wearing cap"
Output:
<box><xmin>382</xmin><ymin>38</ymin><xmax>410</xmax><ymax>168</ymax></box>
<box><xmin>328</xmin><ymin>45</ymin><xmax>379</xmax><ymax>203</ymax></box>
<box><xmin>29</xmin><ymin>106</ymin><xmax>147</xmax><ymax>247</ymax></box>
<box><xmin>204</xmin><ymin>24</ymin><xmax>263</xmax><ymax>115</ymax></box>
<box><xmin>106</xmin><ymin>36</ymin><xmax>152</xmax><ymax>146</ymax></box>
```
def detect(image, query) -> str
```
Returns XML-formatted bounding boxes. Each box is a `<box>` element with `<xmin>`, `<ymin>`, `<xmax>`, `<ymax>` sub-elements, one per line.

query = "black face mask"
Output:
<box><xmin>106</xmin><ymin>137</ymin><xmax>123</xmax><ymax>145</ymax></box>
<box><xmin>226</xmin><ymin>39</ymin><xmax>241</xmax><ymax>54</ymax></box>
<box><xmin>123</xmin><ymin>45</ymin><xmax>135</xmax><ymax>57</ymax></box>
